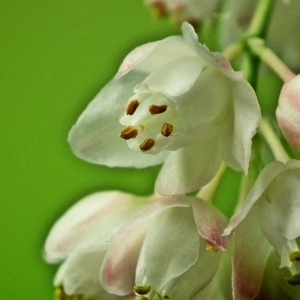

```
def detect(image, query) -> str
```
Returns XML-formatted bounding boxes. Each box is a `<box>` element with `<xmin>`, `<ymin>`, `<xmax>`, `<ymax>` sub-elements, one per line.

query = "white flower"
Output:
<box><xmin>44</xmin><ymin>191</ymin><xmax>155</xmax><ymax>299</ymax></box>
<box><xmin>110</xmin><ymin>196</ymin><xmax>231</xmax><ymax>299</ymax></box>
<box><xmin>68</xmin><ymin>22</ymin><xmax>260</xmax><ymax>197</ymax></box>
<box><xmin>276</xmin><ymin>74</ymin><xmax>300</xmax><ymax>151</ymax></box>
<box><xmin>223</xmin><ymin>160</ymin><xmax>300</xmax><ymax>298</ymax></box>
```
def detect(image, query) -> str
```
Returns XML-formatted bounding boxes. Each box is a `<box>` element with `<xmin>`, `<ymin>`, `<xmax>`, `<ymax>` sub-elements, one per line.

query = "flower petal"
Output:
<box><xmin>44</xmin><ymin>191</ymin><xmax>153</xmax><ymax>262</ymax></box>
<box><xmin>166</xmin><ymin>238</ymin><xmax>222</xmax><ymax>300</ymax></box>
<box><xmin>54</xmin><ymin>251</ymin><xmax>104</xmax><ymax>297</ymax></box>
<box><xmin>138</xmin><ymin>206</ymin><xmax>200</xmax><ymax>290</ymax></box>
<box><xmin>68</xmin><ymin>71</ymin><xmax>168</xmax><ymax>168</ymax></box>
<box><xmin>100</xmin><ymin>220</ymin><xmax>149</xmax><ymax>296</ymax></box>
<box><xmin>191</xmin><ymin>197</ymin><xmax>231</xmax><ymax>251</ymax></box>
<box><xmin>155</xmin><ymin>139</ymin><xmax>221</xmax><ymax>197</ymax></box>
<box><xmin>223</xmin><ymin>161</ymin><xmax>287</xmax><ymax>236</ymax></box>
<box><xmin>116</xmin><ymin>35</ymin><xmax>197</xmax><ymax>78</ymax></box>
<box><xmin>218</xmin><ymin>79</ymin><xmax>261</xmax><ymax>173</ymax></box>
<box><xmin>232</xmin><ymin>203</ymin><xmax>272</xmax><ymax>300</ymax></box>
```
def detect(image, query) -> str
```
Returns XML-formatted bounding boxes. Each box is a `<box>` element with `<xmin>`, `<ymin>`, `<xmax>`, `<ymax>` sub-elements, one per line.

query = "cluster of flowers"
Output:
<box><xmin>44</xmin><ymin>1</ymin><xmax>300</xmax><ymax>299</ymax></box>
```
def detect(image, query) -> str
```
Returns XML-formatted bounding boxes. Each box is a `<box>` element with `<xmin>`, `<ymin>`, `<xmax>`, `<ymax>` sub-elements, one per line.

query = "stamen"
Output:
<box><xmin>133</xmin><ymin>285</ymin><xmax>151</xmax><ymax>295</ymax></box>
<box><xmin>140</xmin><ymin>138</ymin><xmax>155</xmax><ymax>152</ymax></box>
<box><xmin>149</xmin><ymin>105</ymin><xmax>167</xmax><ymax>115</ymax></box>
<box><xmin>206</xmin><ymin>245</ymin><xmax>218</xmax><ymax>253</ymax></box>
<box><xmin>287</xmin><ymin>274</ymin><xmax>300</xmax><ymax>285</ymax></box>
<box><xmin>126</xmin><ymin>100</ymin><xmax>140</xmax><ymax>115</ymax></box>
<box><xmin>290</xmin><ymin>251</ymin><xmax>300</xmax><ymax>262</ymax></box>
<box><xmin>120</xmin><ymin>126</ymin><xmax>138</xmax><ymax>140</ymax></box>
<box><xmin>161</xmin><ymin>122</ymin><xmax>173</xmax><ymax>137</ymax></box>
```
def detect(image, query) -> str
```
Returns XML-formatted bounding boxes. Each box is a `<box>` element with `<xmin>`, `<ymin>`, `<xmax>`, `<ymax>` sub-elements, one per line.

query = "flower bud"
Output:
<box><xmin>276</xmin><ymin>74</ymin><xmax>300</xmax><ymax>151</ymax></box>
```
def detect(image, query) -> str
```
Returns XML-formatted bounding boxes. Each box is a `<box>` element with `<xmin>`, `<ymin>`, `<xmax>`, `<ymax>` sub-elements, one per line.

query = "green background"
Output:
<box><xmin>0</xmin><ymin>1</ymin><xmax>180</xmax><ymax>298</ymax></box>
<box><xmin>0</xmin><ymin>1</ymin><xmax>283</xmax><ymax>299</ymax></box>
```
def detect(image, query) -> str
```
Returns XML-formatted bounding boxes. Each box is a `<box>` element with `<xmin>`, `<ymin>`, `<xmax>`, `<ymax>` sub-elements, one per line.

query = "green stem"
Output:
<box><xmin>197</xmin><ymin>163</ymin><xmax>227</xmax><ymax>202</ymax></box>
<box><xmin>259</xmin><ymin>118</ymin><xmax>290</xmax><ymax>163</ymax></box>
<box><xmin>246</xmin><ymin>0</ymin><xmax>276</xmax><ymax>39</ymax></box>
<box><xmin>247</xmin><ymin>37</ymin><xmax>296</xmax><ymax>82</ymax></box>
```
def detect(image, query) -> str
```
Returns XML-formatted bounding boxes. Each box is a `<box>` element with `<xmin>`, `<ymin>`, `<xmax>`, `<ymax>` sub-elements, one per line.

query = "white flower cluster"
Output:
<box><xmin>45</xmin><ymin>1</ymin><xmax>300</xmax><ymax>300</ymax></box>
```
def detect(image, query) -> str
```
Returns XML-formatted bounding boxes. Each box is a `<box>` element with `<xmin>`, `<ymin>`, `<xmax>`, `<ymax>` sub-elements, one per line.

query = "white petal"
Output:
<box><xmin>138</xmin><ymin>207</ymin><xmax>200</xmax><ymax>290</ymax></box>
<box><xmin>232</xmin><ymin>203</ymin><xmax>272</xmax><ymax>300</ymax></box>
<box><xmin>218</xmin><ymin>79</ymin><xmax>261</xmax><ymax>173</ymax></box>
<box><xmin>116</xmin><ymin>35</ymin><xmax>197</xmax><ymax>78</ymax></box>
<box><xmin>155</xmin><ymin>139</ymin><xmax>221</xmax><ymax>197</ymax></box>
<box><xmin>140</xmin><ymin>56</ymin><xmax>204</xmax><ymax>97</ymax></box>
<box><xmin>223</xmin><ymin>161</ymin><xmax>287</xmax><ymax>236</ymax></box>
<box><xmin>166</xmin><ymin>239</ymin><xmax>222</xmax><ymax>300</ymax></box>
<box><xmin>44</xmin><ymin>191</ymin><xmax>153</xmax><ymax>262</ymax></box>
<box><xmin>181</xmin><ymin>22</ymin><xmax>244</xmax><ymax>81</ymax></box>
<box><xmin>68</xmin><ymin>71</ymin><xmax>168</xmax><ymax>168</ymax></box>
<box><xmin>112</xmin><ymin>197</ymin><xmax>190</xmax><ymax>241</ymax></box>
<box><xmin>191</xmin><ymin>198</ymin><xmax>231</xmax><ymax>251</ymax></box>
<box><xmin>54</xmin><ymin>251</ymin><xmax>104</xmax><ymax>297</ymax></box>
<box><xmin>267</xmin><ymin>167</ymin><xmax>300</xmax><ymax>240</ymax></box>
<box><xmin>100</xmin><ymin>221</ymin><xmax>149</xmax><ymax>296</ymax></box>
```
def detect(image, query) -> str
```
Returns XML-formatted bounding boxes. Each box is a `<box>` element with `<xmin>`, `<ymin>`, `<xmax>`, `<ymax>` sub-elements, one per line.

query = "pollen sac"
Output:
<box><xmin>126</xmin><ymin>99</ymin><xmax>140</xmax><ymax>115</ymax></box>
<box><xmin>139</xmin><ymin>138</ymin><xmax>155</xmax><ymax>152</ymax></box>
<box><xmin>287</xmin><ymin>273</ymin><xmax>300</xmax><ymax>285</ymax></box>
<box><xmin>206</xmin><ymin>245</ymin><xmax>218</xmax><ymax>253</ymax></box>
<box><xmin>120</xmin><ymin>126</ymin><xmax>138</xmax><ymax>140</ymax></box>
<box><xmin>290</xmin><ymin>250</ymin><xmax>300</xmax><ymax>262</ymax></box>
<box><xmin>133</xmin><ymin>285</ymin><xmax>151</xmax><ymax>295</ymax></box>
<box><xmin>161</xmin><ymin>122</ymin><xmax>173</xmax><ymax>137</ymax></box>
<box><xmin>149</xmin><ymin>104</ymin><xmax>167</xmax><ymax>115</ymax></box>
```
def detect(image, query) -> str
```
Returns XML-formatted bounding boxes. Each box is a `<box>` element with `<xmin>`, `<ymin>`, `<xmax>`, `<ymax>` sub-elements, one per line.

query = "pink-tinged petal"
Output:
<box><xmin>155</xmin><ymin>139</ymin><xmax>221</xmax><ymax>197</ymax></box>
<box><xmin>116</xmin><ymin>41</ymin><xmax>159</xmax><ymax>78</ymax></box>
<box><xmin>112</xmin><ymin>197</ymin><xmax>190</xmax><ymax>241</ymax></box>
<box><xmin>259</xmin><ymin>196</ymin><xmax>298</xmax><ymax>268</ymax></box>
<box><xmin>45</xmin><ymin>191</ymin><xmax>153</xmax><ymax>262</ymax></box>
<box><xmin>218</xmin><ymin>79</ymin><xmax>261</xmax><ymax>173</ymax></box>
<box><xmin>139</xmin><ymin>207</ymin><xmax>200</xmax><ymax>290</ymax></box>
<box><xmin>166</xmin><ymin>238</ymin><xmax>222</xmax><ymax>300</ymax></box>
<box><xmin>54</xmin><ymin>251</ymin><xmax>105</xmax><ymax>297</ymax></box>
<box><xmin>116</xmin><ymin>35</ymin><xmax>197</xmax><ymax>78</ymax></box>
<box><xmin>232</xmin><ymin>203</ymin><xmax>272</xmax><ymax>300</ymax></box>
<box><xmin>191</xmin><ymin>198</ymin><xmax>231</xmax><ymax>251</ymax></box>
<box><xmin>223</xmin><ymin>161</ymin><xmax>287</xmax><ymax>236</ymax></box>
<box><xmin>181</xmin><ymin>22</ymin><xmax>244</xmax><ymax>81</ymax></box>
<box><xmin>68</xmin><ymin>71</ymin><xmax>168</xmax><ymax>168</ymax></box>
<box><xmin>100</xmin><ymin>220</ymin><xmax>149</xmax><ymax>296</ymax></box>
<box><xmin>267</xmin><ymin>168</ymin><xmax>300</xmax><ymax>240</ymax></box>
<box><xmin>276</xmin><ymin>74</ymin><xmax>300</xmax><ymax>151</ymax></box>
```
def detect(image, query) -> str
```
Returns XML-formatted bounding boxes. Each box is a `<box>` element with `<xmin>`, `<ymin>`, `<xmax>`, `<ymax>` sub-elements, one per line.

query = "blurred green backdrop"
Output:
<box><xmin>0</xmin><ymin>1</ymin><xmax>179</xmax><ymax>298</ymax></box>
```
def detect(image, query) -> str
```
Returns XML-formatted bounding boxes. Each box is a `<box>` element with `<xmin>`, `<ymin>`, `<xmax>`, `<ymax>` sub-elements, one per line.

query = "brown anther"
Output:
<box><xmin>126</xmin><ymin>100</ymin><xmax>140</xmax><ymax>115</ymax></box>
<box><xmin>139</xmin><ymin>138</ymin><xmax>155</xmax><ymax>152</ymax></box>
<box><xmin>149</xmin><ymin>105</ymin><xmax>167</xmax><ymax>115</ymax></box>
<box><xmin>120</xmin><ymin>126</ymin><xmax>138</xmax><ymax>140</ymax></box>
<box><xmin>161</xmin><ymin>122</ymin><xmax>173</xmax><ymax>137</ymax></box>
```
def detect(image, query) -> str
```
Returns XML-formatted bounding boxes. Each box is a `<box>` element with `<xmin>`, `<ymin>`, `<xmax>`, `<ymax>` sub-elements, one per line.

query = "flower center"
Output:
<box><xmin>119</xmin><ymin>92</ymin><xmax>183</xmax><ymax>154</ymax></box>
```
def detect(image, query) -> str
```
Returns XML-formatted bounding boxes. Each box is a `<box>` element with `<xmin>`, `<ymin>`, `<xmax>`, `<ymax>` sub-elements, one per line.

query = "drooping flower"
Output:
<box><xmin>44</xmin><ymin>188</ymin><xmax>233</xmax><ymax>300</ymax></box>
<box><xmin>69</xmin><ymin>22</ymin><xmax>260</xmax><ymax>197</ymax></box>
<box><xmin>276</xmin><ymin>74</ymin><xmax>300</xmax><ymax>151</ymax></box>
<box><xmin>223</xmin><ymin>160</ymin><xmax>300</xmax><ymax>298</ymax></box>
<box><xmin>44</xmin><ymin>191</ymin><xmax>156</xmax><ymax>299</ymax></box>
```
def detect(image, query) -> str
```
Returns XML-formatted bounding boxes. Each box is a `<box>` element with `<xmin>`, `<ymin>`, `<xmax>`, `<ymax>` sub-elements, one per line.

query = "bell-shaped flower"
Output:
<box><xmin>223</xmin><ymin>160</ymin><xmax>300</xmax><ymax>298</ymax></box>
<box><xmin>69</xmin><ymin>22</ymin><xmax>260</xmax><ymax>197</ymax></box>
<box><xmin>276</xmin><ymin>74</ymin><xmax>300</xmax><ymax>151</ymax></box>
<box><xmin>107</xmin><ymin>196</ymin><xmax>231</xmax><ymax>300</ymax></box>
<box><xmin>44</xmin><ymin>191</ymin><xmax>156</xmax><ymax>299</ymax></box>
